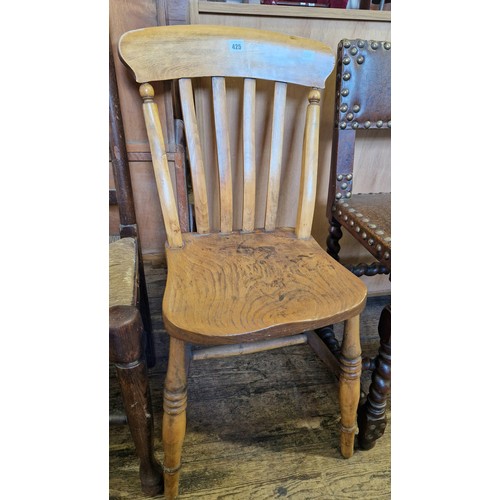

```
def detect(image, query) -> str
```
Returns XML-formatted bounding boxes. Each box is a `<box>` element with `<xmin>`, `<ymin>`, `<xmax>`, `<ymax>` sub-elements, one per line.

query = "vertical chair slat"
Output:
<box><xmin>242</xmin><ymin>78</ymin><xmax>256</xmax><ymax>232</ymax></box>
<box><xmin>212</xmin><ymin>77</ymin><xmax>233</xmax><ymax>234</ymax></box>
<box><xmin>264</xmin><ymin>81</ymin><xmax>287</xmax><ymax>232</ymax></box>
<box><xmin>140</xmin><ymin>83</ymin><xmax>183</xmax><ymax>248</ymax></box>
<box><xmin>296</xmin><ymin>89</ymin><xmax>321</xmax><ymax>239</ymax></box>
<box><xmin>178</xmin><ymin>78</ymin><xmax>210</xmax><ymax>233</ymax></box>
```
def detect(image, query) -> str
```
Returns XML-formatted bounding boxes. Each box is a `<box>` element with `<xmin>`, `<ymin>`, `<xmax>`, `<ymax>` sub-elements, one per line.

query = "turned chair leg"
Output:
<box><xmin>163</xmin><ymin>337</ymin><xmax>188</xmax><ymax>500</ymax></box>
<box><xmin>338</xmin><ymin>315</ymin><xmax>362</xmax><ymax>458</ymax></box>
<box><xmin>357</xmin><ymin>304</ymin><xmax>391</xmax><ymax>450</ymax></box>
<box><xmin>326</xmin><ymin>214</ymin><xmax>343</xmax><ymax>262</ymax></box>
<box><xmin>110</xmin><ymin>306</ymin><xmax>163</xmax><ymax>496</ymax></box>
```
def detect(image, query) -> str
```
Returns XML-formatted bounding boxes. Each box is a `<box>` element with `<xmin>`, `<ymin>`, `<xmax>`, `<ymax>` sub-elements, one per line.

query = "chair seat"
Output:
<box><xmin>162</xmin><ymin>228</ymin><xmax>367</xmax><ymax>345</ymax></box>
<box><xmin>334</xmin><ymin>192</ymin><xmax>391</xmax><ymax>267</ymax></box>
<box><xmin>109</xmin><ymin>237</ymin><xmax>138</xmax><ymax>307</ymax></box>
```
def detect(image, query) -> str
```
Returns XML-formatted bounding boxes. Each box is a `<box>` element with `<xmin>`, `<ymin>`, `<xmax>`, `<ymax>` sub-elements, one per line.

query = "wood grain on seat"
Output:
<box><xmin>163</xmin><ymin>228</ymin><xmax>367</xmax><ymax>344</ymax></box>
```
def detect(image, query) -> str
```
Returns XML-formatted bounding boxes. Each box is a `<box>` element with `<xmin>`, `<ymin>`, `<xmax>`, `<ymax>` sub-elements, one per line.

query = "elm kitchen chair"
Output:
<box><xmin>325</xmin><ymin>38</ymin><xmax>391</xmax><ymax>450</ymax></box>
<box><xmin>119</xmin><ymin>25</ymin><xmax>367</xmax><ymax>499</ymax></box>
<box><xmin>109</xmin><ymin>44</ymin><xmax>163</xmax><ymax>496</ymax></box>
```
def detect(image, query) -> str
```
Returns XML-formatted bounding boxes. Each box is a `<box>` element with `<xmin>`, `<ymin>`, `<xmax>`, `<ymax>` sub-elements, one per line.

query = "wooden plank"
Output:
<box><xmin>295</xmin><ymin>89</ymin><xmax>320</xmax><ymax>239</ymax></box>
<box><xmin>212</xmin><ymin>77</ymin><xmax>233</xmax><ymax>233</ymax></box>
<box><xmin>192</xmin><ymin>334</ymin><xmax>308</xmax><ymax>361</ymax></box>
<box><xmin>242</xmin><ymin>78</ymin><xmax>256</xmax><ymax>232</ymax></box>
<box><xmin>264</xmin><ymin>81</ymin><xmax>287</xmax><ymax>232</ymax></box>
<box><xmin>196</xmin><ymin>0</ymin><xmax>391</xmax><ymax>22</ymax></box>
<box><xmin>141</xmin><ymin>84</ymin><xmax>183</xmax><ymax>248</ymax></box>
<box><xmin>119</xmin><ymin>25</ymin><xmax>334</xmax><ymax>88</ymax></box>
<box><xmin>179</xmin><ymin>78</ymin><xmax>210</xmax><ymax>233</ymax></box>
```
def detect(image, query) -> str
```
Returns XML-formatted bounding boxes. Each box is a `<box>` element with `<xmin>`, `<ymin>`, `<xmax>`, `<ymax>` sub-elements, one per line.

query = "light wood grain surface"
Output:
<box><xmin>163</xmin><ymin>228</ymin><xmax>366</xmax><ymax>344</ymax></box>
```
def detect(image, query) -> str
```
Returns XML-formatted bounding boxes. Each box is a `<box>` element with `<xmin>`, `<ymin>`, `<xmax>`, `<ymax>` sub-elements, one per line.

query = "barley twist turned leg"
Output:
<box><xmin>326</xmin><ymin>214</ymin><xmax>343</xmax><ymax>262</ymax></box>
<box><xmin>163</xmin><ymin>337</ymin><xmax>188</xmax><ymax>500</ymax></box>
<box><xmin>339</xmin><ymin>315</ymin><xmax>362</xmax><ymax>458</ymax></box>
<box><xmin>358</xmin><ymin>304</ymin><xmax>391</xmax><ymax>450</ymax></box>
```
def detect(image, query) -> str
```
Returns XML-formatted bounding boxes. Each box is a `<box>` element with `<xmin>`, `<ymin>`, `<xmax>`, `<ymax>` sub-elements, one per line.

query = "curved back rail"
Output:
<box><xmin>119</xmin><ymin>25</ymin><xmax>334</xmax><ymax>247</ymax></box>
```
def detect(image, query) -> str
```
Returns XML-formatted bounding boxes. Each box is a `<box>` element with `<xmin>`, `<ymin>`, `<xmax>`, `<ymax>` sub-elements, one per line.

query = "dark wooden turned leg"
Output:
<box><xmin>138</xmin><ymin>252</ymin><xmax>156</xmax><ymax>369</ymax></box>
<box><xmin>110</xmin><ymin>306</ymin><xmax>163</xmax><ymax>496</ymax></box>
<box><xmin>163</xmin><ymin>337</ymin><xmax>188</xmax><ymax>500</ymax></box>
<box><xmin>326</xmin><ymin>214</ymin><xmax>343</xmax><ymax>262</ymax></box>
<box><xmin>339</xmin><ymin>315</ymin><xmax>362</xmax><ymax>458</ymax></box>
<box><xmin>357</xmin><ymin>304</ymin><xmax>391</xmax><ymax>450</ymax></box>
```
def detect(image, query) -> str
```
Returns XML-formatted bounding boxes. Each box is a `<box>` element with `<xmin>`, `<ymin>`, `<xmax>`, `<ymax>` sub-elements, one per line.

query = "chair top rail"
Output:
<box><xmin>119</xmin><ymin>25</ymin><xmax>334</xmax><ymax>88</ymax></box>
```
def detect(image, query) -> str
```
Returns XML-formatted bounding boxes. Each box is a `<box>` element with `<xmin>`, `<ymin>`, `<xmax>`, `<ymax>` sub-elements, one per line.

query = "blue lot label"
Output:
<box><xmin>229</xmin><ymin>40</ymin><xmax>244</xmax><ymax>51</ymax></box>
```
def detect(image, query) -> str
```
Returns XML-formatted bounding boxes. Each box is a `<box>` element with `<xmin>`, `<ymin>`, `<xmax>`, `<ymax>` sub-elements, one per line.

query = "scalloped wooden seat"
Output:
<box><xmin>119</xmin><ymin>25</ymin><xmax>367</xmax><ymax>500</ymax></box>
<box><xmin>164</xmin><ymin>228</ymin><xmax>366</xmax><ymax>344</ymax></box>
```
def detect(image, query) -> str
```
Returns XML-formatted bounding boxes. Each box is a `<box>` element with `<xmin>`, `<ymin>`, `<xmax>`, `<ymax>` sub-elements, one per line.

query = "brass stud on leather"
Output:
<box><xmin>362</xmin><ymin>232</ymin><xmax>367</xmax><ymax>240</ymax></box>
<box><xmin>384</xmin><ymin>42</ymin><xmax>391</xmax><ymax>50</ymax></box>
<box><xmin>375</xmin><ymin>229</ymin><xmax>384</xmax><ymax>235</ymax></box>
<box><xmin>341</xmin><ymin>182</ymin><xmax>348</xmax><ymax>189</ymax></box>
<box><xmin>337</xmin><ymin>174</ymin><xmax>343</xmax><ymax>181</ymax></box>
<box><xmin>364</xmin><ymin>121</ymin><xmax>371</xmax><ymax>128</ymax></box>
<box><xmin>343</xmin><ymin>215</ymin><xmax>348</xmax><ymax>221</ymax></box>
<box><xmin>346</xmin><ymin>174</ymin><xmax>353</xmax><ymax>181</ymax></box>
<box><xmin>349</xmin><ymin>220</ymin><xmax>354</xmax><ymax>226</ymax></box>
<box><xmin>340</xmin><ymin>121</ymin><xmax>347</xmax><ymax>129</ymax></box>
<box><xmin>376</xmin><ymin>244</ymin><xmax>382</xmax><ymax>252</ymax></box>
<box><xmin>343</xmin><ymin>56</ymin><xmax>351</xmax><ymax>65</ymax></box>
<box><xmin>336</xmin><ymin>192</ymin><xmax>342</xmax><ymax>199</ymax></box>
<box><xmin>337</xmin><ymin>209</ymin><xmax>342</xmax><ymax>216</ymax></box>
<box><xmin>384</xmin><ymin>252</ymin><xmax>390</xmax><ymax>260</ymax></box>
<box><xmin>346</xmin><ymin>192</ymin><xmax>351</xmax><ymax>198</ymax></box>
<box><xmin>346</xmin><ymin>113</ymin><xmax>354</xmax><ymax>121</ymax></box>
<box><xmin>362</xmin><ymin>217</ymin><xmax>370</xmax><ymax>223</ymax></box>
<box><xmin>355</xmin><ymin>226</ymin><xmax>361</xmax><ymax>233</ymax></box>
<box><xmin>376</xmin><ymin>120</ymin><xmax>383</xmax><ymax>128</ymax></box>
<box><xmin>343</xmin><ymin>40</ymin><xmax>351</xmax><ymax>48</ymax></box>
<box><xmin>343</xmin><ymin>72</ymin><xmax>351</xmax><ymax>81</ymax></box>
<box><xmin>357</xmin><ymin>55</ymin><xmax>365</xmax><ymax>64</ymax></box>
<box><xmin>368</xmin><ymin>238</ymin><xmax>374</xmax><ymax>246</ymax></box>
<box><xmin>353</xmin><ymin>104</ymin><xmax>360</xmax><ymax>113</ymax></box>
<box><xmin>350</xmin><ymin>47</ymin><xmax>358</xmax><ymax>56</ymax></box>
<box><xmin>355</xmin><ymin>213</ymin><xmax>363</xmax><ymax>217</ymax></box>
<box><xmin>340</xmin><ymin>104</ymin><xmax>348</xmax><ymax>112</ymax></box>
<box><xmin>352</xmin><ymin>121</ymin><xmax>359</xmax><ymax>129</ymax></box>
<box><xmin>371</xmin><ymin>41</ymin><xmax>379</xmax><ymax>49</ymax></box>
<box><xmin>341</xmin><ymin>89</ymin><xmax>349</xmax><ymax>96</ymax></box>
<box><xmin>357</xmin><ymin>40</ymin><xmax>365</xmax><ymax>48</ymax></box>
<box><xmin>384</xmin><ymin>237</ymin><xmax>391</xmax><ymax>242</ymax></box>
<box><xmin>368</xmin><ymin>223</ymin><xmax>377</xmax><ymax>229</ymax></box>
<box><xmin>348</xmin><ymin>208</ymin><xmax>355</xmax><ymax>212</ymax></box>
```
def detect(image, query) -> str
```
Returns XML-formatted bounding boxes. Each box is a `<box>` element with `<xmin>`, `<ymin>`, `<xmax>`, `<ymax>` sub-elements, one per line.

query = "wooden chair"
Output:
<box><xmin>119</xmin><ymin>25</ymin><xmax>367</xmax><ymax>499</ymax></box>
<box><xmin>109</xmin><ymin>45</ymin><xmax>163</xmax><ymax>496</ymax></box>
<box><xmin>325</xmin><ymin>38</ymin><xmax>391</xmax><ymax>450</ymax></box>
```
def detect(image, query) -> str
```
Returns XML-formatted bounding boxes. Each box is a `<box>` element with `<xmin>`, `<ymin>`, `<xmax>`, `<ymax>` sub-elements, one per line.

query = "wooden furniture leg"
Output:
<box><xmin>110</xmin><ymin>306</ymin><xmax>163</xmax><ymax>496</ymax></box>
<box><xmin>357</xmin><ymin>304</ymin><xmax>391</xmax><ymax>450</ymax></box>
<box><xmin>338</xmin><ymin>315</ymin><xmax>362</xmax><ymax>458</ymax></box>
<box><xmin>326</xmin><ymin>214</ymin><xmax>343</xmax><ymax>262</ymax></box>
<box><xmin>163</xmin><ymin>337</ymin><xmax>188</xmax><ymax>500</ymax></box>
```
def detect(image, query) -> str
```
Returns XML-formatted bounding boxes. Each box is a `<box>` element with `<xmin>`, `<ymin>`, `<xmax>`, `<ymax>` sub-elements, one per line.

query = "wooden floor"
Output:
<box><xmin>109</xmin><ymin>262</ymin><xmax>391</xmax><ymax>499</ymax></box>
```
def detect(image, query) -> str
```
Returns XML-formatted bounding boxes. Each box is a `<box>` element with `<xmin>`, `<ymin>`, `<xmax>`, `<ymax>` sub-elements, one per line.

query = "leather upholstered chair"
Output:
<box><xmin>109</xmin><ymin>45</ymin><xmax>163</xmax><ymax>496</ymax></box>
<box><xmin>119</xmin><ymin>25</ymin><xmax>368</xmax><ymax>499</ymax></box>
<box><xmin>325</xmin><ymin>38</ymin><xmax>391</xmax><ymax>450</ymax></box>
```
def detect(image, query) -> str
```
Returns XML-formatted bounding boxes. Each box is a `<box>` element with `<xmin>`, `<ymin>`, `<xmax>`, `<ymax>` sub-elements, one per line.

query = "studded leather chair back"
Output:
<box><xmin>327</xmin><ymin>39</ymin><xmax>391</xmax><ymax>211</ymax></box>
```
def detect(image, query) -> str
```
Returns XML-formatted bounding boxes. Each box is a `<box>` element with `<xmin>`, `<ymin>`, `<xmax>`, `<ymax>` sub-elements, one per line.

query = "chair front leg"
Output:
<box><xmin>163</xmin><ymin>336</ymin><xmax>188</xmax><ymax>500</ymax></box>
<box><xmin>358</xmin><ymin>304</ymin><xmax>391</xmax><ymax>450</ymax></box>
<box><xmin>339</xmin><ymin>315</ymin><xmax>362</xmax><ymax>458</ymax></box>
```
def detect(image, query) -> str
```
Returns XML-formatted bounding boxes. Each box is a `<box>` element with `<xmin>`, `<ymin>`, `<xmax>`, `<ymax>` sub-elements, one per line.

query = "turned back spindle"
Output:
<box><xmin>119</xmin><ymin>25</ymin><xmax>334</xmax><ymax>246</ymax></box>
